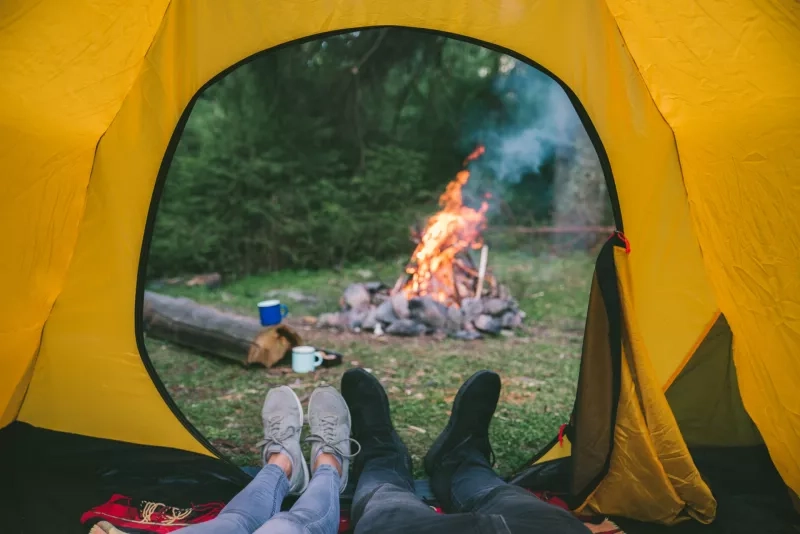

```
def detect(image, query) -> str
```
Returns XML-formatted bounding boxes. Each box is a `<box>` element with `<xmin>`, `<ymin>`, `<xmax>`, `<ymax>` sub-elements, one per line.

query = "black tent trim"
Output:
<box><xmin>135</xmin><ymin>25</ymin><xmax>622</xmax><ymax>468</ymax></box>
<box><xmin>567</xmin><ymin>233</ymin><xmax>624</xmax><ymax>507</ymax></box>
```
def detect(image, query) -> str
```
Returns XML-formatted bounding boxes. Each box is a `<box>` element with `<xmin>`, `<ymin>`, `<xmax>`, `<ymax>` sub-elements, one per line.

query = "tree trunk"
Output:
<box><xmin>142</xmin><ymin>291</ymin><xmax>301</xmax><ymax>367</ymax></box>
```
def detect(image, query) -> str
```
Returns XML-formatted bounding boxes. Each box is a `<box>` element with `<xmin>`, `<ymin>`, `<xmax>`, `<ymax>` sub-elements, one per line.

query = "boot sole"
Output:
<box><xmin>424</xmin><ymin>370</ymin><xmax>500</xmax><ymax>476</ymax></box>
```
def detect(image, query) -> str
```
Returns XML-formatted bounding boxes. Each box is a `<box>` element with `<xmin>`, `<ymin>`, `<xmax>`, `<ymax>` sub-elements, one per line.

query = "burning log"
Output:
<box><xmin>316</xmin><ymin>146</ymin><xmax>525</xmax><ymax>340</ymax></box>
<box><xmin>143</xmin><ymin>291</ymin><xmax>301</xmax><ymax>367</ymax></box>
<box><xmin>397</xmin><ymin>145</ymin><xmax>491</xmax><ymax>308</ymax></box>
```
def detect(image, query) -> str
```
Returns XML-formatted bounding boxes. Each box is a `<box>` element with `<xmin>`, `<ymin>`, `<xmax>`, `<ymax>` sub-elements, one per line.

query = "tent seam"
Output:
<box><xmin>602</xmin><ymin>2</ymin><xmax>678</xmax><ymax>154</ymax></box>
<box><xmin>662</xmin><ymin>310</ymin><xmax>722</xmax><ymax>392</ymax></box>
<box><xmin>603</xmin><ymin>2</ymin><xmax>722</xmax><ymax>391</ymax></box>
<box><xmin>602</xmin><ymin>2</ymin><xmax>702</xmax><ymax>237</ymax></box>
<box><xmin>17</xmin><ymin>1</ymin><xmax>175</xmax><ymax>423</ymax></box>
<box><xmin>38</xmin><ymin>0</ymin><xmax>174</xmax><ymax>332</ymax></box>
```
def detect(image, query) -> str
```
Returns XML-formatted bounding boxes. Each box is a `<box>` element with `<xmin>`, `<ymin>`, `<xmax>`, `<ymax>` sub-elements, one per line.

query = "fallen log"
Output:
<box><xmin>142</xmin><ymin>290</ymin><xmax>301</xmax><ymax>367</ymax></box>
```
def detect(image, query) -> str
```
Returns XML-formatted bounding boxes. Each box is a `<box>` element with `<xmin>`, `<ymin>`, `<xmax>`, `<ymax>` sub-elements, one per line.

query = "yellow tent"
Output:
<box><xmin>1</xmin><ymin>0</ymin><xmax>798</xmax><ymax>531</ymax></box>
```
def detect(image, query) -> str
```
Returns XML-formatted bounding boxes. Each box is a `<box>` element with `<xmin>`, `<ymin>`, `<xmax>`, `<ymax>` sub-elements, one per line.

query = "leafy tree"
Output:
<box><xmin>148</xmin><ymin>29</ymin><xmax>604</xmax><ymax>279</ymax></box>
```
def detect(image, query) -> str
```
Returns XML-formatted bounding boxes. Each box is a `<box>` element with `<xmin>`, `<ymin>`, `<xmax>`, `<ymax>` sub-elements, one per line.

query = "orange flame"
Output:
<box><xmin>401</xmin><ymin>146</ymin><xmax>488</xmax><ymax>307</ymax></box>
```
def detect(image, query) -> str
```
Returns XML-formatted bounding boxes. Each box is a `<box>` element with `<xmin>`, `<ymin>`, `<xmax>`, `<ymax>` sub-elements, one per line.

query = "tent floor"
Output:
<box><xmin>615</xmin><ymin>446</ymin><xmax>799</xmax><ymax>534</ymax></box>
<box><xmin>0</xmin><ymin>423</ymin><xmax>433</xmax><ymax>533</ymax></box>
<box><xmin>1</xmin><ymin>423</ymin><xmax>797</xmax><ymax>533</ymax></box>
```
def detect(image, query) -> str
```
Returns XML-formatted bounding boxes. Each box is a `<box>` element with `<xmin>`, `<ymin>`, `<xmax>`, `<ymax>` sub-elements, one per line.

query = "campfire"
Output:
<box><xmin>317</xmin><ymin>146</ymin><xmax>525</xmax><ymax>339</ymax></box>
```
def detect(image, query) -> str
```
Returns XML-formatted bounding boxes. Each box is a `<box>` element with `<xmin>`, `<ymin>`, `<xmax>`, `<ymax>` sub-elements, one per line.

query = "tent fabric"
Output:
<box><xmin>0</xmin><ymin>0</ymin><xmax>798</xmax><ymax>520</ymax></box>
<box><xmin>666</xmin><ymin>314</ymin><xmax>763</xmax><ymax>448</ymax></box>
<box><xmin>568</xmin><ymin>239</ymin><xmax>621</xmax><ymax>504</ymax></box>
<box><xmin>603</xmin><ymin>1</ymin><xmax>800</xmax><ymax>493</ymax></box>
<box><xmin>2</xmin><ymin>0</ymin><xmax>716</xmax><ymax>447</ymax></box>
<box><xmin>575</xmin><ymin>246</ymin><xmax>716</xmax><ymax>524</ymax></box>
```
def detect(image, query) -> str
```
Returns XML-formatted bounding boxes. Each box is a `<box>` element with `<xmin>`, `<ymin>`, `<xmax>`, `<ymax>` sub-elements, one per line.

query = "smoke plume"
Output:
<box><xmin>466</xmin><ymin>57</ymin><xmax>581</xmax><ymax>183</ymax></box>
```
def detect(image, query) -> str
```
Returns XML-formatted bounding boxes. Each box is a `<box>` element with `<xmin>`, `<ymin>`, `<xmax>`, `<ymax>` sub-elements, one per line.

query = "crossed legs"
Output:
<box><xmin>344</xmin><ymin>368</ymin><xmax>589</xmax><ymax>534</ymax></box>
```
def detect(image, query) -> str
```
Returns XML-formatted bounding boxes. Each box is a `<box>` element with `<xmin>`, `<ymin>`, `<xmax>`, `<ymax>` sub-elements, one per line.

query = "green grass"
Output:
<box><xmin>146</xmin><ymin>249</ymin><xmax>595</xmax><ymax>477</ymax></box>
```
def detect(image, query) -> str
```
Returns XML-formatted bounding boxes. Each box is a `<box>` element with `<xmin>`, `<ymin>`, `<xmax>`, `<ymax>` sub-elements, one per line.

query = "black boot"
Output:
<box><xmin>424</xmin><ymin>370</ymin><xmax>501</xmax><ymax>509</ymax></box>
<box><xmin>341</xmin><ymin>368</ymin><xmax>413</xmax><ymax>485</ymax></box>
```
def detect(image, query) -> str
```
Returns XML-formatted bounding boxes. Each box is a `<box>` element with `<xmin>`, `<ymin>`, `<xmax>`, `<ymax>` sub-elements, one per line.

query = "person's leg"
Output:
<box><xmin>175</xmin><ymin>386</ymin><xmax>308</xmax><ymax>533</ymax></box>
<box><xmin>254</xmin><ymin>466</ymin><xmax>339</xmax><ymax>534</ymax></box>
<box><xmin>424</xmin><ymin>369</ymin><xmax>502</xmax><ymax>513</ymax></box>
<box><xmin>447</xmin><ymin>446</ymin><xmax>508</xmax><ymax>511</ymax></box>
<box><xmin>470</xmin><ymin>483</ymin><xmax>589</xmax><ymax>534</ymax></box>
<box><xmin>446</xmin><ymin>447</ymin><xmax>588</xmax><ymax>533</ymax></box>
<box><xmin>342</xmin><ymin>369</ymin><xmax>440</xmax><ymax>534</ymax></box>
<box><xmin>426</xmin><ymin>370</ymin><xmax>589</xmax><ymax>534</ymax></box>
<box><xmin>256</xmin><ymin>386</ymin><xmax>352</xmax><ymax>534</ymax></box>
<box><xmin>344</xmin><ymin>369</ymin><xmax>510</xmax><ymax>534</ymax></box>
<box><xmin>175</xmin><ymin>464</ymin><xmax>290</xmax><ymax>534</ymax></box>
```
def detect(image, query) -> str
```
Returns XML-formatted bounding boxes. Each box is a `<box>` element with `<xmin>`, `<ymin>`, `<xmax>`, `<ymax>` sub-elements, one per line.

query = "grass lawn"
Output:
<box><xmin>146</xmin><ymin>249</ymin><xmax>596</xmax><ymax>478</ymax></box>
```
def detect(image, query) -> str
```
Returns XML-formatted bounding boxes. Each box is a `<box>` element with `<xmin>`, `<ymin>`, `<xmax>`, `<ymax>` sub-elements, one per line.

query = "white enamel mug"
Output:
<box><xmin>292</xmin><ymin>346</ymin><xmax>323</xmax><ymax>374</ymax></box>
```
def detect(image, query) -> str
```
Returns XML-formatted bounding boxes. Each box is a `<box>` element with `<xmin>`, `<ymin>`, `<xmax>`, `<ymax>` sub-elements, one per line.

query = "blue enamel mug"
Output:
<box><xmin>258</xmin><ymin>299</ymin><xmax>288</xmax><ymax>326</ymax></box>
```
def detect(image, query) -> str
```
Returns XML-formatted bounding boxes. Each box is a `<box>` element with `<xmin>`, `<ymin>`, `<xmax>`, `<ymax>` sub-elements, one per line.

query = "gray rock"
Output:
<box><xmin>461</xmin><ymin>297</ymin><xmax>483</xmax><ymax>323</ymax></box>
<box><xmin>364</xmin><ymin>281</ymin><xmax>388</xmax><ymax>294</ymax></box>
<box><xmin>385</xmin><ymin>319</ymin><xmax>426</xmax><ymax>337</ymax></box>
<box><xmin>362</xmin><ymin>306</ymin><xmax>379</xmax><ymax>330</ymax></box>
<box><xmin>408</xmin><ymin>296</ymin><xmax>447</xmax><ymax>330</ymax></box>
<box><xmin>451</xmin><ymin>329</ymin><xmax>483</xmax><ymax>341</ymax></box>
<box><xmin>342</xmin><ymin>283</ymin><xmax>371</xmax><ymax>311</ymax></box>
<box><xmin>391</xmin><ymin>292</ymin><xmax>410</xmax><ymax>319</ymax></box>
<box><xmin>317</xmin><ymin>312</ymin><xmax>344</xmax><ymax>329</ymax></box>
<box><xmin>446</xmin><ymin>305</ymin><xmax>464</xmax><ymax>332</ymax></box>
<box><xmin>474</xmin><ymin>314</ymin><xmax>502</xmax><ymax>335</ymax></box>
<box><xmin>372</xmin><ymin>293</ymin><xmax>389</xmax><ymax>306</ymax></box>
<box><xmin>498</xmin><ymin>284</ymin><xmax>511</xmax><ymax>300</ymax></box>
<box><xmin>501</xmin><ymin>311</ymin><xmax>523</xmax><ymax>329</ymax></box>
<box><xmin>346</xmin><ymin>308</ymin><xmax>369</xmax><ymax>331</ymax></box>
<box><xmin>483</xmin><ymin>298</ymin><xmax>510</xmax><ymax>316</ymax></box>
<box><xmin>375</xmin><ymin>299</ymin><xmax>398</xmax><ymax>324</ymax></box>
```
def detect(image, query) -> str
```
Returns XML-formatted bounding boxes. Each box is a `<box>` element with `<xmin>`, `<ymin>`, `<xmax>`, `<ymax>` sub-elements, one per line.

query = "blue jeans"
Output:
<box><xmin>176</xmin><ymin>464</ymin><xmax>340</xmax><ymax>534</ymax></box>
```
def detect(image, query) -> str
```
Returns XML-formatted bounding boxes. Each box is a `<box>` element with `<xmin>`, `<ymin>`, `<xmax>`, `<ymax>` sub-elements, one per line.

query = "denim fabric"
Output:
<box><xmin>256</xmin><ymin>465</ymin><xmax>341</xmax><ymax>534</ymax></box>
<box><xmin>175</xmin><ymin>464</ymin><xmax>341</xmax><ymax>534</ymax></box>
<box><xmin>175</xmin><ymin>464</ymin><xmax>289</xmax><ymax>534</ymax></box>
<box><xmin>352</xmin><ymin>450</ymin><xmax>589</xmax><ymax>534</ymax></box>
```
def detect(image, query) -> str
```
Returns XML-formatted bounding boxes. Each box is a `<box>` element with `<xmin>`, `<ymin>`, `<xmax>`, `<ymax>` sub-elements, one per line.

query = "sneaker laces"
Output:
<box><xmin>305</xmin><ymin>414</ymin><xmax>361</xmax><ymax>459</ymax></box>
<box><xmin>256</xmin><ymin>415</ymin><xmax>298</xmax><ymax>453</ymax></box>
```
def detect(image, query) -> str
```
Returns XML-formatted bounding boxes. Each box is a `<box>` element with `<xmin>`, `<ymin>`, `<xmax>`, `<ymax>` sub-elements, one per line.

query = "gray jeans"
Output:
<box><xmin>175</xmin><ymin>464</ymin><xmax>340</xmax><ymax>534</ymax></box>
<box><xmin>351</xmin><ymin>448</ymin><xmax>589</xmax><ymax>534</ymax></box>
